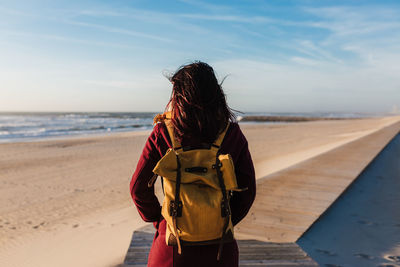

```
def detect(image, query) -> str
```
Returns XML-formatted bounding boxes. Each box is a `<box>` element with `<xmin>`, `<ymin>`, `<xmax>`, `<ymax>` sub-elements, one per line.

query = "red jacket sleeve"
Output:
<box><xmin>224</xmin><ymin>125</ymin><xmax>256</xmax><ymax>226</ymax></box>
<box><xmin>130</xmin><ymin>124</ymin><xmax>163</xmax><ymax>222</ymax></box>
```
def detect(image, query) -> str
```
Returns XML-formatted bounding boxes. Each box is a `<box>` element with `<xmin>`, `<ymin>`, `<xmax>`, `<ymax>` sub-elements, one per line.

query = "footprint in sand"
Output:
<box><xmin>385</xmin><ymin>255</ymin><xmax>400</xmax><ymax>262</ymax></box>
<box><xmin>354</xmin><ymin>253</ymin><xmax>374</xmax><ymax>260</ymax></box>
<box><xmin>32</xmin><ymin>222</ymin><xmax>46</xmax><ymax>229</ymax></box>
<box><xmin>316</xmin><ymin>249</ymin><xmax>337</xmax><ymax>256</ymax></box>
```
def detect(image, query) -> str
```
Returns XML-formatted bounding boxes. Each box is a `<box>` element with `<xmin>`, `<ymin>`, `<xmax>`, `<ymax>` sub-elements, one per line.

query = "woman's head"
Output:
<box><xmin>166</xmin><ymin>61</ymin><xmax>236</xmax><ymax>143</ymax></box>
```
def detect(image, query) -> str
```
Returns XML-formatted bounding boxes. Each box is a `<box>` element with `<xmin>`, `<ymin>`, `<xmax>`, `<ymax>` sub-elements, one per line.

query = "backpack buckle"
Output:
<box><xmin>212</xmin><ymin>163</ymin><xmax>222</xmax><ymax>169</ymax></box>
<box><xmin>169</xmin><ymin>200</ymin><xmax>183</xmax><ymax>217</ymax></box>
<box><xmin>221</xmin><ymin>199</ymin><xmax>231</xmax><ymax>217</ymax></box>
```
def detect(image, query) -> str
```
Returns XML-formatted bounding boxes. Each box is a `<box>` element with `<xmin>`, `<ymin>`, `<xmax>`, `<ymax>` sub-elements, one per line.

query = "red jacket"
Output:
<box><xmin>130</xmin><ymin>122</ymin><xmax>256</xmax><ymax>267</ymax></box>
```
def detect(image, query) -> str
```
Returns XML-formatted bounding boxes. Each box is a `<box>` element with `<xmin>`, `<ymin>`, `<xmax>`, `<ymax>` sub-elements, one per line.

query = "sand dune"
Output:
<box><xmin>0</xmin><ymin>116</ymin><xmax>399</xmax><ymax>267</ymax></box>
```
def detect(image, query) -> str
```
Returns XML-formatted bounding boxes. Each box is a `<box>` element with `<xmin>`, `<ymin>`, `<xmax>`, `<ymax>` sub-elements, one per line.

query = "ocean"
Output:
<box><xmin>0</xmin><ymin>111</ymin><xmax>381</xmax><ymax>143</ymax></box>
<box><xmin>0</xmin><ymin>112</ymin><xmax>156</xmax><ymax>143</ymax></box>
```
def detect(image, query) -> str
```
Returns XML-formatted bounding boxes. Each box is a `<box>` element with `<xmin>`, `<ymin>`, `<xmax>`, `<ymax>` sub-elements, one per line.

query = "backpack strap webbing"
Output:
<box><xmin>211</xmin><ymin>122</ymin><xmax>230</xmax><ymax>152</ymax></box>
<box><xmin>214</xmin><ymin>152</ymin><xmax>231</xmax><ymax>261</ymax></box>
<box><xmin>164</xmin><ymin>119</ymin><xmax>182</xmax><ymax>150</ymax></box>
<box><xmin>213</xmin><ymin>123</ymin><xmax>232</xmax><ymax>260</ymax></box>
<box><xmin>153</xmin><ymin>112</ymin><xmax>181</xmax><ymax>150</ymax></box>
<box><xmin>170</xmin><ymin>154</ymin><xmax>182</xmax><ymax>254</ymax></box>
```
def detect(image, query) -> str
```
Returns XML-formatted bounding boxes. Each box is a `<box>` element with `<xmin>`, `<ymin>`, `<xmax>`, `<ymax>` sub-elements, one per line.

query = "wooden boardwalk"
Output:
<box><xmin>122</xmin><ymin>225</ymin><xmax>318</xmax><ymax>267</ymax></box>
<box><xmin>235</xmin><ymin>121</ymin><xmax>400</xmax><ymax>243</ymax></box>
<box><xmin>123</xmin><ymin>120</ymin><xmax>400</xmax><ymax>266</ymax></box>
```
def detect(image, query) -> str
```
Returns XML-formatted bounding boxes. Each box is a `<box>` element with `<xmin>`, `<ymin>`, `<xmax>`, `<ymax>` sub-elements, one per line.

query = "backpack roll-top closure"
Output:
<box><xmin>153</xmin><ymin>143</ymin><xmax>238</xmax><ymax>191</ymax></box>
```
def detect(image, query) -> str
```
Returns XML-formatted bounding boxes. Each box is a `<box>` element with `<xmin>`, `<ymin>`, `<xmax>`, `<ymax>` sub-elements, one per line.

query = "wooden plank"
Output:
<box><xmin>123</xmin><ymin>225</ymin><xmax>154</xmax><ymax>266</ymax></box>
<box><xmin>236</xmin><ymin>121</ymin><xmax>400</xmax><ymax>242</ymax></box>
<box><xmin>237</xmin><ymin>240</ymin><xmax>318</xmax><ymax>266</ymax></box>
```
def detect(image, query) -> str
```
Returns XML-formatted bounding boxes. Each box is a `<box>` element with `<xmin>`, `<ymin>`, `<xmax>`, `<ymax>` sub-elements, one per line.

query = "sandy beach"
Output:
<box><xmin>1</xmin><ymin>116</ymin><xmax>400</xmax><ymax>267</ymax></box>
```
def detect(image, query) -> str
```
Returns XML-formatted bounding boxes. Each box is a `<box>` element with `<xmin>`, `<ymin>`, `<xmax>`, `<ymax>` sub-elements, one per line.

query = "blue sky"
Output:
<box><xmin>0</xmin><ymin>0</ymin><xmax>399</xmax><ymax>113</ymax></box>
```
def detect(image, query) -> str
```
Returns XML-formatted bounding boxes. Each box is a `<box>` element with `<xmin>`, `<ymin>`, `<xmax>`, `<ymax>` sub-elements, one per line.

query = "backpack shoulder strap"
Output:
<box><xmin>211</xmin><ymin>122</ymin><xmax>230</xmax><ymax>151</ymax></box>
<box><xmin>154</xmin><ymin>112</ymin><xmax>182</xmax><ymax>150</ymax></box>
<box><xmin>165</xmin><ymin>119</ymin><xmax>182</xmax><ymax>150</ymax></box>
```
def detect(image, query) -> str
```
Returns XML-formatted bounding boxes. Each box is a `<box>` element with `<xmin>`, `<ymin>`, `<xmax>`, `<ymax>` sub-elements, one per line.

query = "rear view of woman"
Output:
<box><xmin>130</xmin><ymin>61</ymin><xmax>256</xmax><ymax>267</ymax></box>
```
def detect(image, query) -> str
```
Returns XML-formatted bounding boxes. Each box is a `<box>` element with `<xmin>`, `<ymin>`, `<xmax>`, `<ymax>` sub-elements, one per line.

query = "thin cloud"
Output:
<box><xmin>75</xmin><ymin>10</ymin><xmax>125</xmax><ymax>17</ymax></box>
<box><xmin>303</xmin><ymin>6</ymin><xmax>400</xmax><ymax>37</ymax></box>
<box><xmin>178</xmin><ymin>13</ymin><xmax>273</xmax><ymax>23</ymax></box>
<box><xmin>0</xmin><ymin>5</ymin><xmax>30</xmax><ymax>16</ymax></box>
<box><xmin>0</xmin><ymin>5</ymin><xmax>174</xmax><ymax>43</ymax></box>
<box><xmin>55</xmin><ymin>7</ymin><xmax>214</xmax><ymax>38</ymax></box>
<box><xmin>1</xmin><ymin>30</ymin><xmax>138</xmax><ymax>49</ymax></box>
<box><xmin>64</xmin><ymin>20</ymin><xmax>174</xmax><ymax>43</ymax></box>
<box><xmin>291</xmin><ymin>56</ymin><xmax>320</xmax><ymax>66</ymax></box>
<box><xmin>296</xmin><ymin>40</ymin><xmax>343</xmax><ymax>64</ymax></box>
<box><xmin>301</xmin><ymin>5</ymin><xmax>400</xmax><ymax>67</ymax></box>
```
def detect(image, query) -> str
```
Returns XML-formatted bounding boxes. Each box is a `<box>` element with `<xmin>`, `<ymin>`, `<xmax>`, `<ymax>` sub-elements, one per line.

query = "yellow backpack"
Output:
<box><xmin>152</xmin><ymin>113</ymin><xmax>240</xmax><ymax>259</ymax></box>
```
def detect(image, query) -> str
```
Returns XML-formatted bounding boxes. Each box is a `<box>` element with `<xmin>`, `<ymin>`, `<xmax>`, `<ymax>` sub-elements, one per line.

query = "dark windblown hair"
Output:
<box><xmin>166</xmin><ymin>61</ymin><xmax>236</xmax><ymax>144</ymax></box>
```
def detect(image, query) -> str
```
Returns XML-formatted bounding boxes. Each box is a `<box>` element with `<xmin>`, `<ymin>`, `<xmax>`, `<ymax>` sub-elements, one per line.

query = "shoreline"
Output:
<box><xmin>0</xmin><ymin>120</ymin><xmax>285</xmax><ymax>144</ymax></box>
<box><xmin>0</xmin><ymin>128</ymin><xmax>152</xmax><ymax>144</ymax></box>
<box><xmin>3</xmin><ymin>114</ymin><xmax>393</xmax><ymax>144</ymax></box>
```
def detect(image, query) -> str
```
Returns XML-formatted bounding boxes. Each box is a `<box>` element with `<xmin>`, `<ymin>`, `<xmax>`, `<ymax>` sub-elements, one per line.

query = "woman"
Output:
<box><xmin>130</xmin><ymin>61</ymin><xmax>256</xmax><ymax>267</ymax></box>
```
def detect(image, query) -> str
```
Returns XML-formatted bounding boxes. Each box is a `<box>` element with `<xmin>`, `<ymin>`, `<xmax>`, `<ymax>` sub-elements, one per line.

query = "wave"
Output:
<box><xmin>0</xmin><ymin>112</ymin><xmax>157</xmax><ymax>143</ymax></box>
